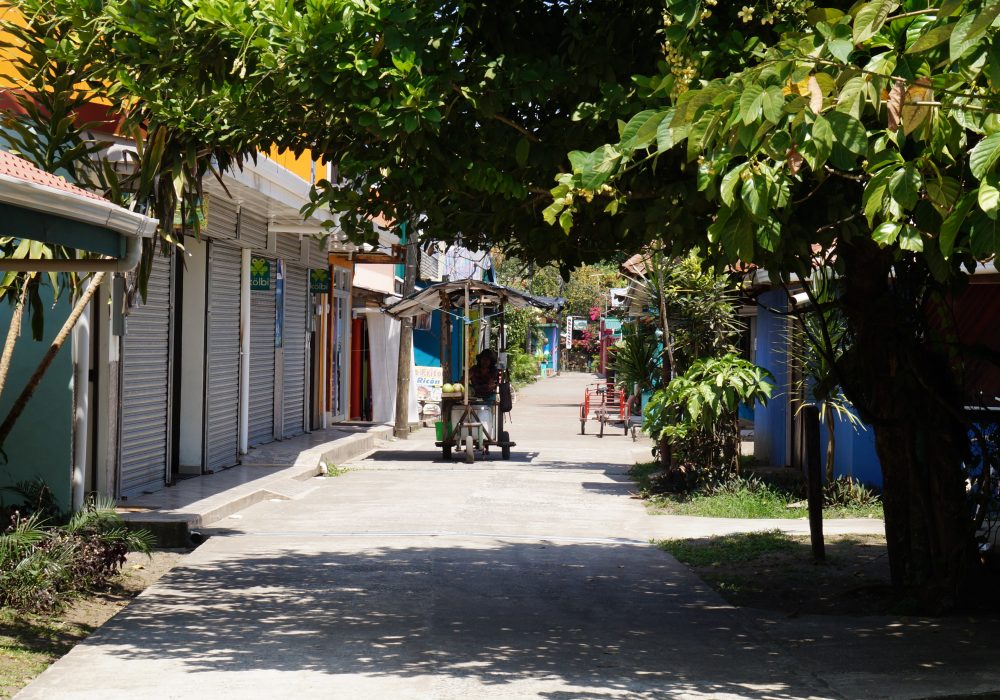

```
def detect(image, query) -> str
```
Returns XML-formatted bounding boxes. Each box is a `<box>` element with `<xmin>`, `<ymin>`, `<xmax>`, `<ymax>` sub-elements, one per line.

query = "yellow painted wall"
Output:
<box><xmin>269</xmin><ymin>146</ymin><xmax>322</xmax><ymax>184</ymax></box>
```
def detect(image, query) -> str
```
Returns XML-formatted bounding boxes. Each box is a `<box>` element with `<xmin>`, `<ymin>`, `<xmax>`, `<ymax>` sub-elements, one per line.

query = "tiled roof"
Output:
<box><xmin>0</xmin><ymin>150</ymin><xmax>108</xmax><ymax>202</ymax></box>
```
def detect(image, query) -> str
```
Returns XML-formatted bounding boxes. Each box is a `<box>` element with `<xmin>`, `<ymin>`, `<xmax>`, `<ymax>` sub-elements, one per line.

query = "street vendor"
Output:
<box><xmin>469</xmin><ymin>349</ymin><xmax>499</xmax><ymax>400</ymax></box>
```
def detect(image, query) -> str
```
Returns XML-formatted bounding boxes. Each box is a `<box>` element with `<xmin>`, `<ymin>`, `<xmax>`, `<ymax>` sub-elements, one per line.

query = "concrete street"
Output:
<box><xmin>18</xmin><ymin>373</ymin><xmax>1000</xmax><ymax>699</ymax></box>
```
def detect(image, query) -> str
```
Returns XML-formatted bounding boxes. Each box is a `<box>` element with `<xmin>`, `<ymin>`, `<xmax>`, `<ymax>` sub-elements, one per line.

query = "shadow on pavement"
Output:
<box><xmin>76</xmin><ymin>539</ymin><xmax>998</xmax><ymax>698</ymax></box>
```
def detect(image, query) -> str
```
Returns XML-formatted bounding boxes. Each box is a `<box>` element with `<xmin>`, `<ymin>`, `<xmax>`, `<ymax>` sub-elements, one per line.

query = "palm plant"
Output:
<box><xmin>610</xmin><ymin>322</ymin><xmax>660</xmax><ymax>399</ymax></box>
<box><xmin>785</xmin><ymin>271</ymin><xmax>864</xmax><ymax>482</ymax></box>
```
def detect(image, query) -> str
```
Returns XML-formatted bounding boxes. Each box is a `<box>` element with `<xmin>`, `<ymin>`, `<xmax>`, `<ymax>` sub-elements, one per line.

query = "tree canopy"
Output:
<box><xmin>19</xmin><ymin>0</ymin><xmax>665</xmax><ymax>267</ymax></box>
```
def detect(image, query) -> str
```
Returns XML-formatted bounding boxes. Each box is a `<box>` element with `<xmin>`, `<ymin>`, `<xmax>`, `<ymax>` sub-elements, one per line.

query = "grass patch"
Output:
<box><xmin>656</xmin><ymin>530</ymin><xmax>797</xmax><ymax>566</ymax></box>
<box><xmin>655</xmin><ymin>531</ymin><xmax>894</xmax><ymax>615</ymax></box>
<box><xmin>630</xmin><ymin>462</ymin><xmax>884</xmax><ymax>520</ymax></box>
<box><xmin>320</xmin><ymin>463</ymin><xmax>350</xmax><ymax>477</ymax></box>
<box><xmin>0</xmin><ymin>609</ymin><xmax>90</xmax><ymax>698</ymax></box>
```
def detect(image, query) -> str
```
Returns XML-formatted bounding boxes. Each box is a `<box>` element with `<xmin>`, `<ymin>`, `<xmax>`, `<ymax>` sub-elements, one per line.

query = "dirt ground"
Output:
<box><xmin>0</xmin><ymin>550</ymin><xmax>187</xmax><ymax>698</ymax></box>
<box><xmin>687</xmin><ymin>533</ymin><xmax>897</xmax><ymax>616</ymax></box>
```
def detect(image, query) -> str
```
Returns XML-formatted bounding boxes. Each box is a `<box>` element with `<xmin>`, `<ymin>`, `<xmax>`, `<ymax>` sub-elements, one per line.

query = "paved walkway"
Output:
<box><xmin>20</xmin><ymin>374</ymin><xmax>1000</xmax><ymax>699</ymax></box>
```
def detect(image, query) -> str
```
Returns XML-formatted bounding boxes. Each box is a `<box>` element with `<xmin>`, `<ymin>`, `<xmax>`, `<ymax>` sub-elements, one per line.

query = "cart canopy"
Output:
<box><xmin>384</xmin><ymin>280</ymin><xmax>563</xmax><ymax>319</ymax></box>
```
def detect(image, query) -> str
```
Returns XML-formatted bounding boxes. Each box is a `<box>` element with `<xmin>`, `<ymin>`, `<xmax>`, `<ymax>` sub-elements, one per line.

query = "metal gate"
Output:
<box><xmin>282</xmin><ymin>263</ymin><xmax>308</xmax><ymax>438</ymax></box>
<box><xmin>248</xmin><ymin>257</ymin><xmax>275</xmax><ymax>447</ymax></box>
<box><xmin>120</xmin><ymin>251</ymin><xmax>173</xmax><ymax>497</ymax></box>
<box><xmin>204</xmin><ymin>241</ymin><xmax>242</xmax><ymax>470</ymax></box>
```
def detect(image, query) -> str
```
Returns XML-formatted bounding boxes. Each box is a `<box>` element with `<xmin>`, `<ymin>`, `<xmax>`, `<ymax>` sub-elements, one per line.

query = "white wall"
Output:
<box><xmin>178</xmin><ymin>236</ymin><xmax>207</xmax><ymax>470</ymax></box>
<box><xmin>354</xmin><ymin>264</ymin><xmax>395</xmax><ymax>294</ymax></box>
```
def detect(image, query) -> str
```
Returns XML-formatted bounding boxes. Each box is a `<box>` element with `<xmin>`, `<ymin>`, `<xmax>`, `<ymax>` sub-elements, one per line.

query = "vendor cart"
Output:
<box><xmin>385</xmin><ymin>280</ymin><xmax>561</xmax><ymax>463</ymax></box>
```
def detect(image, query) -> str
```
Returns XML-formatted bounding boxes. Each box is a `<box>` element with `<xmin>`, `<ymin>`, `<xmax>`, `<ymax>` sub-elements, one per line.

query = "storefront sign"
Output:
<box><xmin>250</xmin><ymin>257</ymin><xmax>271</xmax><ymax>291</ymax></box>
<box><xmin>573</xmin><ymin>318</ymin><xmax>589</xmax><ymax>330</ymax></box>
<box><xmin>310</xmin><ymin>268</ymin><xmax>330</xmax><ymax>294</ymax></box>
<box><xmin>414</xmin><ymin>365</ymin><xmax>443</xmax><ymax>403</ymax></box>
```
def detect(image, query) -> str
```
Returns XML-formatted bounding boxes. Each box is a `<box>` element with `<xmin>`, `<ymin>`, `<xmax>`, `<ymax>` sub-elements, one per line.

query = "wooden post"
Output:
<box><xmin>803</xmin><ymin>404</ymin><xmax>826</xmax><ymax>562</ymax></box>
<box><xmin>440</xmin><ymin>292</ymin><xmax>451</xmax><ymax>384</ymax></box>
<box><xmin>393</xmin><ymin>230</ymin><xmax>418</xmax><ymax>438</ymax></box>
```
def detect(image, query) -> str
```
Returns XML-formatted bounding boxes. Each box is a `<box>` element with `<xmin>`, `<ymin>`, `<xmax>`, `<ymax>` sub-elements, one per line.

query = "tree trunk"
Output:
<box><xmin>655</xmin><ymin>260</ymin><xmax>673</xmax><ymax>470</ymax></box>
<box><xmin>838</xmin><ymin>240</ymin><xmax>974</xmax><ymax>611</ymax></box>
<box><xmin>825</xmin><ymin>409</ymin><xmax>836</xmax><ymax>483</ymax></box>
<box><xmin>0</xmin><ymin>272</ymin><xmax>105</xmax><ymax>450</ymax></box>
<box><xmin>0</xmin><ymin>277</ymin><xmax>31</xmax><ymax>400</ymax></box>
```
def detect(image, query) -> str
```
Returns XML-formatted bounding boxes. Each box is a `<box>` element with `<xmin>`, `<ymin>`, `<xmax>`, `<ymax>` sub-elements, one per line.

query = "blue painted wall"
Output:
<box><xmin>754</xmin><ymin>290</ymin><xmax>789</xmax><ymax>467</ymax></box>
<box><xmin>819</xmin><ymin>412</ymin><xmax>883</xmax><ymax>488</ymax></box>
<box><xmin>752</xmin><ymin>289</ymin><xmax>883</xmax><ymax>487</ymax></box>
<box><xmin>413</xmin><ymin>308</ymin><xmax>442</xmax><ymax>368</ymax></box>
<box><xmin>0</xmin><ymin>287</ymin><xmax>74</xmax><ymax>511</ymax></box>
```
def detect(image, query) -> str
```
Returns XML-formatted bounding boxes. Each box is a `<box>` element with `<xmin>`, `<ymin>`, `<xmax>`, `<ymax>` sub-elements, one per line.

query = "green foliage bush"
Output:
<box><xmin>0</xmin><ymin>495</ymin><xmax>154</xmax><ymax>612</ymax></box>
<box><xmin>506</xmin><ymin>348</ymin><xmax>539</xmax><ymax>388</ymax></box>
<box><xmin>643</xmin><ymin>354</ymin><xmax>773</xmax><ymax>489</ymax></box>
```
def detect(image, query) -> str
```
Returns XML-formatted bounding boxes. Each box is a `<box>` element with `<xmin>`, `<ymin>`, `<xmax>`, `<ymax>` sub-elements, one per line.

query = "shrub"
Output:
<box><xmin>0</xmin><ymin>495</ymin><xmax>154</xmax><ymax>612</ymax></box>
<box><xmin>643</xmin><ymin>354</ymin><xmax>773</xmax><ymax>490</ymax></box>
<box><xmin>823</xmin><ymin>476</ymin><xmax>881</xmax><ymax>510</ymax></box>
<box><xmin>506</xmin><ymin>348</ymin><xmax>539</xmax><ymax>387</ymax></box>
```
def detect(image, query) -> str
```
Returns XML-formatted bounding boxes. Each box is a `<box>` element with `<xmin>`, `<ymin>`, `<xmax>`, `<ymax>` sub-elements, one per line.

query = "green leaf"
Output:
<box><xmin>979</xmin><ymin>178</ymin><xmax>1000</xmax><ymax>216</ymax></box>
<box><xmin>969</xmin><ymin>208</ymin><xmax>1000</xmax><ymax>257</ymax></box>
<box><xmin>899</xmin><ymin>225</ymin><xmax>923</xmax><ymax>252</ymax></box>
<box><xmin>741</xmin><ymin>172</ymin><xmax>769</xmax><ymax>221</ymax></box>
<box><xmin>853</xmin><ymin>0</ymin><xmax>900</xmax><ymax>44</ymax></box>
<box><xmin>656</xmin><ymin>111</ymin><xmax>677</xmax><ymax>153</ymax></box>
<box><xmin>762</xmin><ymin>86</ymin><xmax>785</xmax><ymax>124</ymax></box>
<box><xmin>950</xmin><ymin>0</ymin><xmax>1000</xmax><ymax>62</ymax></box>
<box><xmin>926</xmin><ymin>176</ymin><xmax>961</xmax><ymax>216</ymax></box>
<box><xmin>906</xmin><ymin>23</ymin><xmax>954</xmax><ymax>54</ymax></box>
<box><xmin>558</xmin><ymin>209</ymin><xmax>573</xmax><ymax>235</ymax></box>
<box><xmin>863</xmin><ymin>169</ymin><xmax>891</xmax><ymax>225</ymax></box>
<box><xmin>889</xmin><ymin>165</ymin><xmax>922</xmax><ymax>210</ymax></box>
<box><xmin>872</xmin><ymin>221</ymin><xmax>901</xmax><ymax>246</ymax></box>
<box><xmin>808</xmin><ymin>8</ymin><xmax>846</xmax><ymax>25</ymax></box>
<box><xmin>620</xmin><ymin>109</ymin><xmax>668</xmax><ymax>150</ymax></box>
<box><xmin>812</xmin><ymin>114</ymin><xmax>834</xmax><ymax>151</ymax></box>
<box><xmin>739</xmin><ymin>84</ymin><xmax>766</xmax><ymax>125</ymax></box>
<box><xmin>969</xmin><ymin>131</ymin><xmax>1000</xmax><ymax>180</ymax></box>
<box><xmin>826</xmin><ymin>111</ymin><xmax>867</xmax><ymax>155</ymax></box>
<box><xmin>940</xmin><ymin>192</ymin><xmax>976</xmax><ymax>258</ymax></box>
<box><xmin>720</xmin><ymin>163</ymin><xmax>748</xmax><ymax>207</ymax></box>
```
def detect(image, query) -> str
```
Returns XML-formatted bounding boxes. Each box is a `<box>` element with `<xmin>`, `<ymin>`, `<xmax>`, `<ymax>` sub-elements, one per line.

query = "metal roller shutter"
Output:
<box><xmin>120</xmin><ymin>252</ymin><xmax>173</xmax><ymax>497</ymax></box>
<box><xmin>239</xmin><ymin>208</ymin><xmax>268</xmax><ymax>251</ymax></box>
<box><xmin>204</xmin><ymin>242</ymin><xmax>242</xmax><ymax>470</ymax></box>
<box><xmin>206</xmin><ymin>195</ymin><xmax>238</xmax><ymax>240</ymax></box>
<box><xmin>275</xmin><ymin>232</ymin><xmax>300</xmax><ymax>262</ymax></box>
<box><xmin>248</xmin><ymin>258</ymin><xmax>275</xmax><ymax>447</ymax></box>
<box><xmin>282</xmin><ymin>264</ymin><xmax>308</xmax><ymax>438</ymax></box>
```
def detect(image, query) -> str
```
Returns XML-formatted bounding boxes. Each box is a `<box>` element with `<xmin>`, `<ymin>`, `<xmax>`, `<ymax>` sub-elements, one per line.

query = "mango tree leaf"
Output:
<box><xmin>515</xmin><ymin>138</ymin><xmax>529</xmax><ymax>167</ymax></box>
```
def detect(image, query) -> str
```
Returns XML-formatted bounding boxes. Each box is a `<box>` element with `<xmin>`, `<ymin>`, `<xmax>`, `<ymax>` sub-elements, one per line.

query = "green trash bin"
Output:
<box><xmin>435</xmin><ymin>421</ymin><xmax>450</xmax><ymax>441</ymax></box>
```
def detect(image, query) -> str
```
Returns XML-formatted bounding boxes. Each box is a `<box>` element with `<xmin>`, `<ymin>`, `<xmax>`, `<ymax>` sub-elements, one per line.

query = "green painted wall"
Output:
<box><xmin>0</xmin><ymin>286</ymin><xmax>74</xmax><ymax>512</ymax></box>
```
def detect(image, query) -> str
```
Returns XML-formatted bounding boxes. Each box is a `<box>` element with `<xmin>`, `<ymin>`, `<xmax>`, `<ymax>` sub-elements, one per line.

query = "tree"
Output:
<box><xmin>551</xmin><ymin>0</ymin><xmax>1000</xmax><ymax>609</ymax></box>
<box><xmin>19</xmin><ymin>0</ymin><xmax>664</xmax><ymax>266</ymax></box>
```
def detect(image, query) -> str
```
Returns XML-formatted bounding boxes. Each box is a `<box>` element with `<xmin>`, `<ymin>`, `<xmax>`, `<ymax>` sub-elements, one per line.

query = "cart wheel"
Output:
<box><xmin>465</xmin><ymin>436</ymin><xmax>475</xmax><ymax>463</ymax></box>
<box><xmin>443</xmin><ymin>442</ymin><xmax>452</xmax><ymax>460</ymax></box>
<box><xmin>501</xmin><ymin>431</ymin><xmax>511</xmax><ymax>460</ymax></box>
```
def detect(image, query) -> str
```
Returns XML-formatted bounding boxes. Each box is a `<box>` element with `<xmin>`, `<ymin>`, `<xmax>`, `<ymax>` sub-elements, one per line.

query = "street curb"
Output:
<box><xmin>122</xmin><ymin>425</ymin><xmax>395</xmax><ymax>547</ymax></box>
